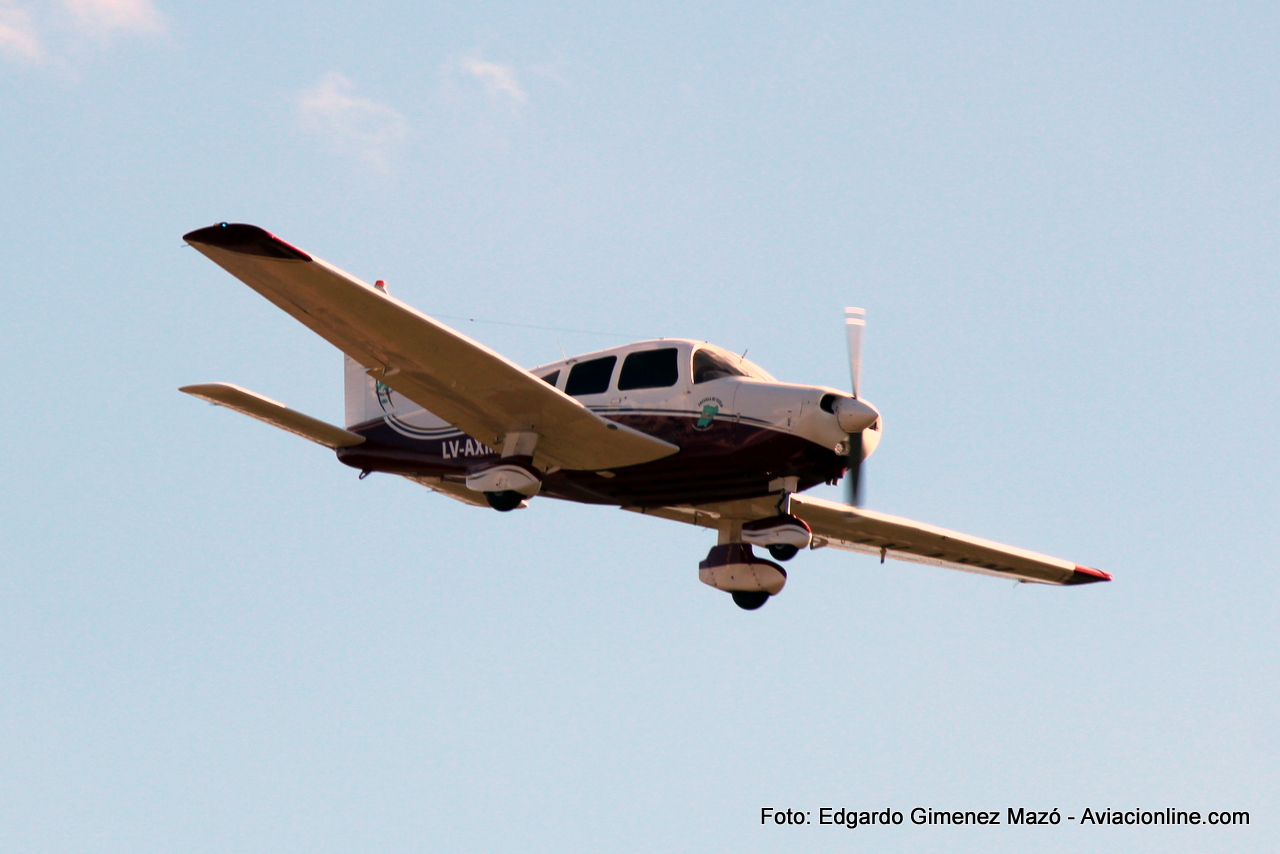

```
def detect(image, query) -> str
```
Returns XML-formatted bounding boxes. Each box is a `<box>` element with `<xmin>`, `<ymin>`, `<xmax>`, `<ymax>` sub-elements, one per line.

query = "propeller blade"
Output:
<box><xmin>843</xmin><ymin>307</ymin><xmax>868</xmax><ymax>506</ymax></box>
<box><xmin>846</xmin><ymin>430</ymin><xmax>864</xmax><ymax>506</ymax></box>
<box><xmin>844</xmin><ymin>307</ymin><xmax>865</xmax><ymax>399</ymax></box>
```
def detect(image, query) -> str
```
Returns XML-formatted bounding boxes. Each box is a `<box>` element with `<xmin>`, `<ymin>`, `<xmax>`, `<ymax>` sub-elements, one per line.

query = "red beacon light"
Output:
<box><xmin>374</xmin><ymin>280</ymin><xmax>387</xmax><ymax>292</ymax></box>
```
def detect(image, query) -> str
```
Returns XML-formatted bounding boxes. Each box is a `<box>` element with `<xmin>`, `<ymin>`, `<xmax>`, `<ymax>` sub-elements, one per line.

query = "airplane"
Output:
<box><xmin>180</xmin><ymin>222</ymin><xmax>1111</xmax><ymax>610</ymax></box>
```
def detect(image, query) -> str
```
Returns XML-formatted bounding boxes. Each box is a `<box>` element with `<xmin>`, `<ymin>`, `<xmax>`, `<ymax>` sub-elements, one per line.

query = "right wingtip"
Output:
<box><xmin>183</xmin><ymin>223</ymin><xmax>312</xmax><ymax>261</ymax></box>
<box><xmin>1065</xmin><ymin>565</ymin><xmax>1113</xmax><ymax>585</ymax></box>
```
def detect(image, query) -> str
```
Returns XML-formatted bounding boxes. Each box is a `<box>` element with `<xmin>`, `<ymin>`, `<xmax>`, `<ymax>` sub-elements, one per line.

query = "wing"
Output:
<box><xmin>183</xmin><ymin>223</ymin><xmax>679</xmax><ymax>472</ymax></box>
<box><xmin>401</xmin><ymin>474</ymin><xmax>498</xmax><ymax>508</ymax></box>
<box><xmin>180</xmin><ymin>382</ymin><xmax>366</xmax><ymax>449</ymax></box>
<box><xmin>626</xmin><ymin>493</ymin><xmax>1110</xmax><ymax>586</ymax></box>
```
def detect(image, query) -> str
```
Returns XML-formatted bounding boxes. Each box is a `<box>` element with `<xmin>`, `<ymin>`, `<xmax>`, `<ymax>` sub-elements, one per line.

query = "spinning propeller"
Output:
<box><xmin>833</xmin><ymin>307</ymin><xmax>880</xmax><ymax>506</ymax></box>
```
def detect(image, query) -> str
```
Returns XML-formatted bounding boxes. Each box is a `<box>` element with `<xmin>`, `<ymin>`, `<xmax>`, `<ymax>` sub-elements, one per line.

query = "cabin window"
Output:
<box><xmin>539</xmin><ymin>370</ymin><xmax>560</xmax><ymax>387</ymax></box>
<box><xmin>565</xmin><ymin>356</ymin><xmax>617</xmax><ymax>396</ymax></box>
<box><xmin>618</xmin><ymin>348</ymin><xmax>679</xmax><ymax>390</ymax></box>
<box><xmin>692</xmin><ymin>349</ymin><xmax>748</xmax><ymax>384</ymax></box>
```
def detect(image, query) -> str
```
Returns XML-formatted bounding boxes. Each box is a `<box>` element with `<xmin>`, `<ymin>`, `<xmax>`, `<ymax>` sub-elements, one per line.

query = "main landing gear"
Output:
<box><xmin>467</xmin><ymin>450</ymin><xmax>542</xmax><ymax>512</ymax></box>
<box><xmin>742</xmin><ymin>513</ymin><xmax>812</xmax><ymax>563</ymax></box>
<box><xmin>484</xmin><ymin>490</ymin><xmax>526</xmax><ymax>512</ymax></box>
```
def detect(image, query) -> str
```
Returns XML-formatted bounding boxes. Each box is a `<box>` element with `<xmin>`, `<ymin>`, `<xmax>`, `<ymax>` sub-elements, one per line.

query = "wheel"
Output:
<box><xmin>484</xmin><ymin>490</ymin><xmax>525</xmax><ymax>512</ymax></box>
<box><xmin>767</xmin><ymin>543</ymin><xmax>800</xmax><ymax>561</ymax></box>
<box><xmin>732</xmin><ymin>591</ymin><xmax>770</xmax><ymax>610</ymax></box>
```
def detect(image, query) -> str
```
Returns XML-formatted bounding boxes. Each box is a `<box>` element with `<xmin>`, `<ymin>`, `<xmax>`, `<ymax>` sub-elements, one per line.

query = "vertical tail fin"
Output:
<box><xmin>344</xmin><ymin>355</ymin><xmax>380</xmax><ymax>429</ymax></box>
<box><xmin>344</xmin><ymin>355</ymin><xmax>453</xmax><ymax>438</ymax></box>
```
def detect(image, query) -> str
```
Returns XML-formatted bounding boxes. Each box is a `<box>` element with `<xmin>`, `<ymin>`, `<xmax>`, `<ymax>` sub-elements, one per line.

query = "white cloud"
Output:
<box><xmin>298</xmin><ymin>72</ymin><xmax>408</xmax><ymax>170</ymax></box>
<box><xmin>0</xmin><ymin>0</ymin><xmax>164</xmax><ymax>66</ymax></box>
<box><xmin>0</xmin><ymin>2</ymin><xmax>44</xmax><ymax>61</ymax></box>
<box><xmin>62</xmin><ymin>0</ymin><xmax>164</xmax><ymax>35</ymax></box>
<box><xmin>456</xmin><ymin>56</ymin><xmax>527</xmax><ymax>106</ymax></box>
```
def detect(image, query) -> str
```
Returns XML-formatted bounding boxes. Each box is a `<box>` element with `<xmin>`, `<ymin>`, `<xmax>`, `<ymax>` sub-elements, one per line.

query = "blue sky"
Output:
<box><xmin>2</xmin><ymin>2</ymin><xmax>1277</xmax><ymax>852</ymax></box>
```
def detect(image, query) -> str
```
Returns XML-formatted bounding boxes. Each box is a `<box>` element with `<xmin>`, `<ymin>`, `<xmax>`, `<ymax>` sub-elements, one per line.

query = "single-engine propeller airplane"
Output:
<box><xmin>181</xmin><ymin>223</ymin><xmax>1110</xmax><ymax>610</ymax></box>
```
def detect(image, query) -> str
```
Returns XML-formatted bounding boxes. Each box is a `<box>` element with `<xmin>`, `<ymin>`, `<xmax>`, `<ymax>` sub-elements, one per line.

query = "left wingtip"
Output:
<box><xmin>183</xmin><ymin>223</ymin><xmax>312</xmax><ymax>261</ymax></box>
<box><xmin>1065</xmin><ymin>564</ymin><xmax>1112</xmax><ymax>585</ymax></box>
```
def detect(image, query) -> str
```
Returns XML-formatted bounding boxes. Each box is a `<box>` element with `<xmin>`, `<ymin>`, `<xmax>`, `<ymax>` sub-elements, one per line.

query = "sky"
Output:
<box><xmin>1</xmin><ymin>1</ymin><xmax>1277</xmax><ymax>852</ymax></box>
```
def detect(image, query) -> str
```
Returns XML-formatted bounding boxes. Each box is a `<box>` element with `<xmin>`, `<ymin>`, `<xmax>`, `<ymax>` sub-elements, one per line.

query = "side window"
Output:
<box><xmin>618</xmin><ymin>348</ymin><xmax>679</xmax><ymax>391</ymax></box>
<box><xmin>693</xmin><ymin>349</ymin><xmax>748</xmax><ymax>384</ymax></box>
<box><xmin>565</xmin><ymin>356</ymin><xmax>617</xmax><ymax>396</ymax></box>
<box><xmin>539</xmin><ymin>370</ymin><xmax>560</xmax><ymax>387</ymax></box>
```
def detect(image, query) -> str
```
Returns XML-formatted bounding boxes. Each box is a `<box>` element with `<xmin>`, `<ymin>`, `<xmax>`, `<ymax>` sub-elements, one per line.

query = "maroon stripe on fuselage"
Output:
<box><xmin>335</xmin><ymin>414</ymin><xmax>844</xmax><ymax>507</ymax></box>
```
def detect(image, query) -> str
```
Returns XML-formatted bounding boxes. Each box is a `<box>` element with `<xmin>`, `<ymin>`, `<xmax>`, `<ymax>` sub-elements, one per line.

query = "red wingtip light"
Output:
<box><xmin>1066</xmin><ymin>564</ymin><xmax>1113</xmax><ymax>585</ymax></box>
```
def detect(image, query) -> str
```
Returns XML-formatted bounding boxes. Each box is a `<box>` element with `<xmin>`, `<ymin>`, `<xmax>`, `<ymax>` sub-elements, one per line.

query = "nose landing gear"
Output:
<box><xmin>731</xmin><ymin>590</ymin><xmax>771</xmax><ymax>610</ymax></box>
<box><xmin>699</xmin><ymin>543</ymin><xmax>787</xmax><ymax>610</ymax></box>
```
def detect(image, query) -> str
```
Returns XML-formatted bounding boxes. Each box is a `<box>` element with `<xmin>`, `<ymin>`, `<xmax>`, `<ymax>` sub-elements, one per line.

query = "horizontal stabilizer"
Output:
<box><xmin>180</xmin><ymin>383</ymin><xmax>365</xmax><ymax>449</ymax></box>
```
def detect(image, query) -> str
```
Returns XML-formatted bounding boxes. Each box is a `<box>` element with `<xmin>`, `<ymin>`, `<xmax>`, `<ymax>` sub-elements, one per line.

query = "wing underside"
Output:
<box><xmin>626</xmin><ymin>493</ymin><xmax>1109</xmax><ymax>586</ymax></box>
<box><xmin>401</xmin><ymin>474</ymin><xmax>495</xmax><ymax>508</ymax></box>
<box><xmin>183</xmin><ymin>223</ymin><xmax>678</xmax><ymax>472</ymax></box>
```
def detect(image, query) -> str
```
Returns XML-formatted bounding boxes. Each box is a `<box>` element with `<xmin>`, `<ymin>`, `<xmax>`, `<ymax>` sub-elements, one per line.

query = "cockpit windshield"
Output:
<box><xmin>693</xmin><ymin>348</ymin><xmax>750</xmax><ymax>383</ymax></box>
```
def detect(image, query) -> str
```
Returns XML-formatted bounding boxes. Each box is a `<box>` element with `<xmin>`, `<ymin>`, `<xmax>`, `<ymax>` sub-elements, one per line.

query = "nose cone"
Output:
<box><xmin>834</xmin><ymin>397</ymin><xmax>880</xmax><ymax>433</ymax></box>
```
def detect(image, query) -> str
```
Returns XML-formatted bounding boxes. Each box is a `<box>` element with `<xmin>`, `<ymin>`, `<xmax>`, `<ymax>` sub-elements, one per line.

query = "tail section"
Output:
<box><xmin>344</xmin><ymin>355</ymin><xmax>381</xmax><ymax>429</ymax></box>
<box><xmin>343</xmin><ymin>355</ymin><xmax>457</xmax><ymax>439</ymax></box>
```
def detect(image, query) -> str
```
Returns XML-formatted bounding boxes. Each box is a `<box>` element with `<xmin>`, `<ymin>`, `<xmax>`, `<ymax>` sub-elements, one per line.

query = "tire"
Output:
<box><xmin>484</xmin><ymin>490</ymin><xmax>525</xmax><ymax>512</ymax></box>
<box><xmin>767</xmin><ymin>544</ymin><xmax>800</xmax><ymax>561</ymax></box>
<box><xmin>731</xmin><ymin>591</ymin><xmax>770</xmax><ymax>610</ymax></box>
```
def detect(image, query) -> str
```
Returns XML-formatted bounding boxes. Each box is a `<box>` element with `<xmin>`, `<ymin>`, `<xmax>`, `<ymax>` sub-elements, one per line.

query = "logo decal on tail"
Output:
<box><xmin>374</xmin><ymin>379</ymin><xmax>458</xmax><ymax>440</ymax></box>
